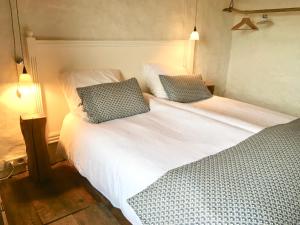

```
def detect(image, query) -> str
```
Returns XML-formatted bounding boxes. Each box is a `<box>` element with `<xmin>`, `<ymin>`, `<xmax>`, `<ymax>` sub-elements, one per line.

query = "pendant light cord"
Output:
<box><xmin>194</xmin><ymin>0</ymin><xmax>198</xmax><ymax>27</ymax></box>
<box><xmin>15</xmin><ymin>0</ymin><xmax>24</xmax><ymax>60</ymax></box>
<box><xmin>8</xmin><ymin>0</ymin><xmax>17</xmax><ymax>62</ymax></box>
<box><xmin>8</xmin><ymin>0</ymin><xmax>19</xmax><ymax>80</ymax></box>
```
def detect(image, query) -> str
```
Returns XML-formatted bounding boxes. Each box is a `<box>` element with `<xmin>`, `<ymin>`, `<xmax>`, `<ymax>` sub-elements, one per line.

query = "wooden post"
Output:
<box><xmin>20</xmin><ymin>114</ymin><xmax>51</xmax><ymax>183</ymax></box>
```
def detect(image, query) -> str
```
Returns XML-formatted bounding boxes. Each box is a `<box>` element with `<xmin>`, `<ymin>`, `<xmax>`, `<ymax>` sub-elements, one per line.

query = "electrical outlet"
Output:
<box><xmin>6</xmin><ymin>155</ymin><xmax>27</xmax><ymax>166</ymax></box>
<box><xmin>11</xmin><ymin>157</ymin><xmax>27</xmax><ymax>167</ymax></box>
<box><xmin>10</xmin><ymin>156</ymin><xmax>27</xmax><ymax>175</ymax></box>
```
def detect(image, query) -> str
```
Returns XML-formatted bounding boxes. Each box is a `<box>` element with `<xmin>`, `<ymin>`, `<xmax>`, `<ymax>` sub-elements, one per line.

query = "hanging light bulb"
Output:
<box><xmin>190</xmin><ymin>26</ymin><xmax>200</xmax><ymax>41</ymax></box>
<box><xmin>19</xmin><ymin>66</ymin><xmax>33</xmax><ymax>85</ymax></box>
<box><xmin>18</xmin><ymin>66</ymin><xmax>34</xmax><ymax>96</ymax></box>
<box><xmin>190</xmin><ymin>0</ymin><xmax>199</xmax><ymax>41</ymax></box>
<box><xmin>10</xmin><ymin>0</ymin><xmax>38</xmax><ymax>113</ymax></box>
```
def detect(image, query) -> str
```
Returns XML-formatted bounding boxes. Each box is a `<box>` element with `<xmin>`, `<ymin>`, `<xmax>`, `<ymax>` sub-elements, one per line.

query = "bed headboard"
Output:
<box><xmin>26</xmin><ymin>32</ymin><xmax>195</xmax><ymax>142</ymax></box>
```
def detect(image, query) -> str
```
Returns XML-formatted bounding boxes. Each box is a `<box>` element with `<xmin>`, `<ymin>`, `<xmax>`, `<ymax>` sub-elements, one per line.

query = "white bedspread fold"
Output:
<box><xmin>152</xmin><ymin>95</ymin><xmax>296</xmax><ymax>133</ymax></box>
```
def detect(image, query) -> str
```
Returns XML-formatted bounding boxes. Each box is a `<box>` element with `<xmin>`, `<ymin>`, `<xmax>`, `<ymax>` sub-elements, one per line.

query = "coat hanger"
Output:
<box><xmin>232</xmin><ymin>17</ymin><xmax>258</xmax><ymax>31</ymax></box>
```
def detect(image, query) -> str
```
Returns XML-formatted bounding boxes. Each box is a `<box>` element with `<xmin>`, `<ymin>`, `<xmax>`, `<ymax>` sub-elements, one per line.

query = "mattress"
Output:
<box><xmin>154</xmin><ymin>95</ymin><xmax>296</xmax><ymax>133</ymax></box>
<box><xmin>58</xmin><ymin>95</ymin><xmax>255</xmax><ymax>225</ymax></box>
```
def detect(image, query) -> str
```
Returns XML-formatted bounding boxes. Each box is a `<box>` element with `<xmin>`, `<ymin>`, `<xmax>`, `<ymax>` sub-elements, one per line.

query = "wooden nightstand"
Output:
<box><xmin>20</xmin><ymin>114</ymin><xmax>51</xmax><ymax>183</ymax></box>
<box><xmin>205</xmin><ymin>81</ymin><xmax>215</xmax><ymax>94</ymax></box>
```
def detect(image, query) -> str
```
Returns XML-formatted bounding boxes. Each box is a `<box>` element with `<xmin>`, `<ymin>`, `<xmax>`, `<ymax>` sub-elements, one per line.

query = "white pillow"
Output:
<box><xmin>143</xmin><ymin>64</ymin><xmax>188</xmax><ymax>98</ymax></box>
<box><xmin>59</xmin><ymin>69</ymin><xmax>123</xmax><ymax>113</ymax></box>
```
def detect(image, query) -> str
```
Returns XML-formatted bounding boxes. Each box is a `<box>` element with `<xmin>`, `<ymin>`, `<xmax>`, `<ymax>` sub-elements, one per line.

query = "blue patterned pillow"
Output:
<box><xmin>159</xmin><ymin>75</ymin><xmax>212</xmax><ymax>103</ymax></box>
<box><xmin>76</xmin><ymin>78</ymin><xmax>150</xmax><ymax>123</ymax></box>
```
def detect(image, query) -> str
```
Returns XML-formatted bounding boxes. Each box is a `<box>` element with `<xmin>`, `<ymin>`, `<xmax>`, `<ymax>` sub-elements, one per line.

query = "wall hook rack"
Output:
<box><xmin>223</xmin><ymin>0</ymin><xmax>300</xmax><ymax>14</ymax></box>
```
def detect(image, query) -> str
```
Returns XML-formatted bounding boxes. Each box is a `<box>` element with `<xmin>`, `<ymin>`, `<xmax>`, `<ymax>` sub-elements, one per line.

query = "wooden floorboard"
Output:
<box><xmin>0</xmin><ymin>162</ymin><xmax>131</xmax><ymax>225</ymax></box>
<box><xmin>72</xmin><ymin>203</ymin><xmax>120</xmax><ymax>225</ymax></box>
<box><xmin>48</xmin><ymin>215</ymin><xmax>78</xmax><ymax>225</ymax></box>
<box><xmin>0</xmin><ymin>177</ymin><xmax>43</xmax><ymax>225</ymax></box>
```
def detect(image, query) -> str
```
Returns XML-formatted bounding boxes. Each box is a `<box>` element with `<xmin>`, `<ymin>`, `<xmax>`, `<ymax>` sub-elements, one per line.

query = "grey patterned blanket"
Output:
<box><xmin>128</xmin><ymin>119</ymin><xmax>300</xmax><ymax>225</ymax></box>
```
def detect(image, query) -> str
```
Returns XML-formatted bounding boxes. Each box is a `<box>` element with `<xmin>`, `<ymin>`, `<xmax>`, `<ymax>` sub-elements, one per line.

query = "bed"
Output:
<box><xmin>25</xmin><ymin>34</ymin><xmax>299</xmax><ymax>224</ymax></box>
<box><xmin>58</xmin><ymin>93</ymin><xmax>298</xmax><ymax>224</ymax></box>
<box><xmin>59</xmin><ymin>94</ymin><xmax>256</xmax><ymax>224</ymax></box>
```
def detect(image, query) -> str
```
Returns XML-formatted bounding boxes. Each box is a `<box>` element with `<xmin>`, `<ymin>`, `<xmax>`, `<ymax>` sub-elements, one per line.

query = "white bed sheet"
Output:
<box><xmin>59</xmin><ymin>96</ymin><xmax>254</xmax><ymax>225</ymax></box>
<box><xmin>154</xmin><ymin>95</ymin><xmax>296</xmax><ymax>133</ymax></box>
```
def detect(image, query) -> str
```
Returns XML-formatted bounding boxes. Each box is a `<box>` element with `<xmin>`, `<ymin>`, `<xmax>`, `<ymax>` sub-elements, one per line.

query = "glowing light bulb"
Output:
<box><xmin>18</xmin><ymin>67</ymin><xmax>34</xmax><ymax>96</ymax></box>
<box><xmin>190</xmin><ymin>26</ymin><xmax>200</xmax><ymax>41</ymax></box>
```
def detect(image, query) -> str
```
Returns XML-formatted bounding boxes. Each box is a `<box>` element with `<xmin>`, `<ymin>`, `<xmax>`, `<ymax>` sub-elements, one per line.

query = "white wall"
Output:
<box><xmin>226</xmin><ymin>0</ymin><xmax>300</xmax><ymax>117</ymax></box>
<box><xmin>194</xmin><ymin>0</ymin><xmax>233</xmax><ymax>95</ymax></box>
<box><xmin>0</xmin><ymin>0</ymin><xmax>232</xmax><ymax>159</ymax></box>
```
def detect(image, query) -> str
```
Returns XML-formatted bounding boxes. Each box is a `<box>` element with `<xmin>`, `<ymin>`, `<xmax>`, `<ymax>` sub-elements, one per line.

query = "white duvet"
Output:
<box><xmin>59</xmin><ymin>95</ymin><xmax>295</xmax><ymax>225</ymax></box>
<box><xmin>155</xmin><ymin>95</ymin><xmax>296</xmax><ymax>133</ymax></box>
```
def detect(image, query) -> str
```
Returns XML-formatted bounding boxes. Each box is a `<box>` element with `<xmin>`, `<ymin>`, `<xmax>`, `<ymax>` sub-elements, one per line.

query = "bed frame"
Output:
<box><xmin>25</xmin><ymin>31</ymin><xmax>196</xmax><ymax>143</ymax></box>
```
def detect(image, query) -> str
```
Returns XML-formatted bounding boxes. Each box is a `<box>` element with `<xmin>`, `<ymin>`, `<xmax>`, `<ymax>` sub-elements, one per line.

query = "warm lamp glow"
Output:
<box><xmin>190</xmin><ymin>26</ymin><xmax>200</xmax><ymax>41</ymax></box>
<box><xmin>0</xmin><ymin>84</ymin><xmax>36</xmax><ymax>115</ymax></box>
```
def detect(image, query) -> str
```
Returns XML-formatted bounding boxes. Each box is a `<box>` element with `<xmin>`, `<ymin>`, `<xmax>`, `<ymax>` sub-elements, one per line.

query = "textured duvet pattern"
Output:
<box><xmin>128</xmin><ymin>119</ymin><xmax>300</xmax><ymax>225</ymax></box>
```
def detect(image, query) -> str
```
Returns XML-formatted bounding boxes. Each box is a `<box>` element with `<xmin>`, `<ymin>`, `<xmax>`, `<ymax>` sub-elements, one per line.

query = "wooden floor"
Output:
<box><xmin>0</xmin><ymin>162</ymin><xmax>131</xmax><ymax>225</ymax></box>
